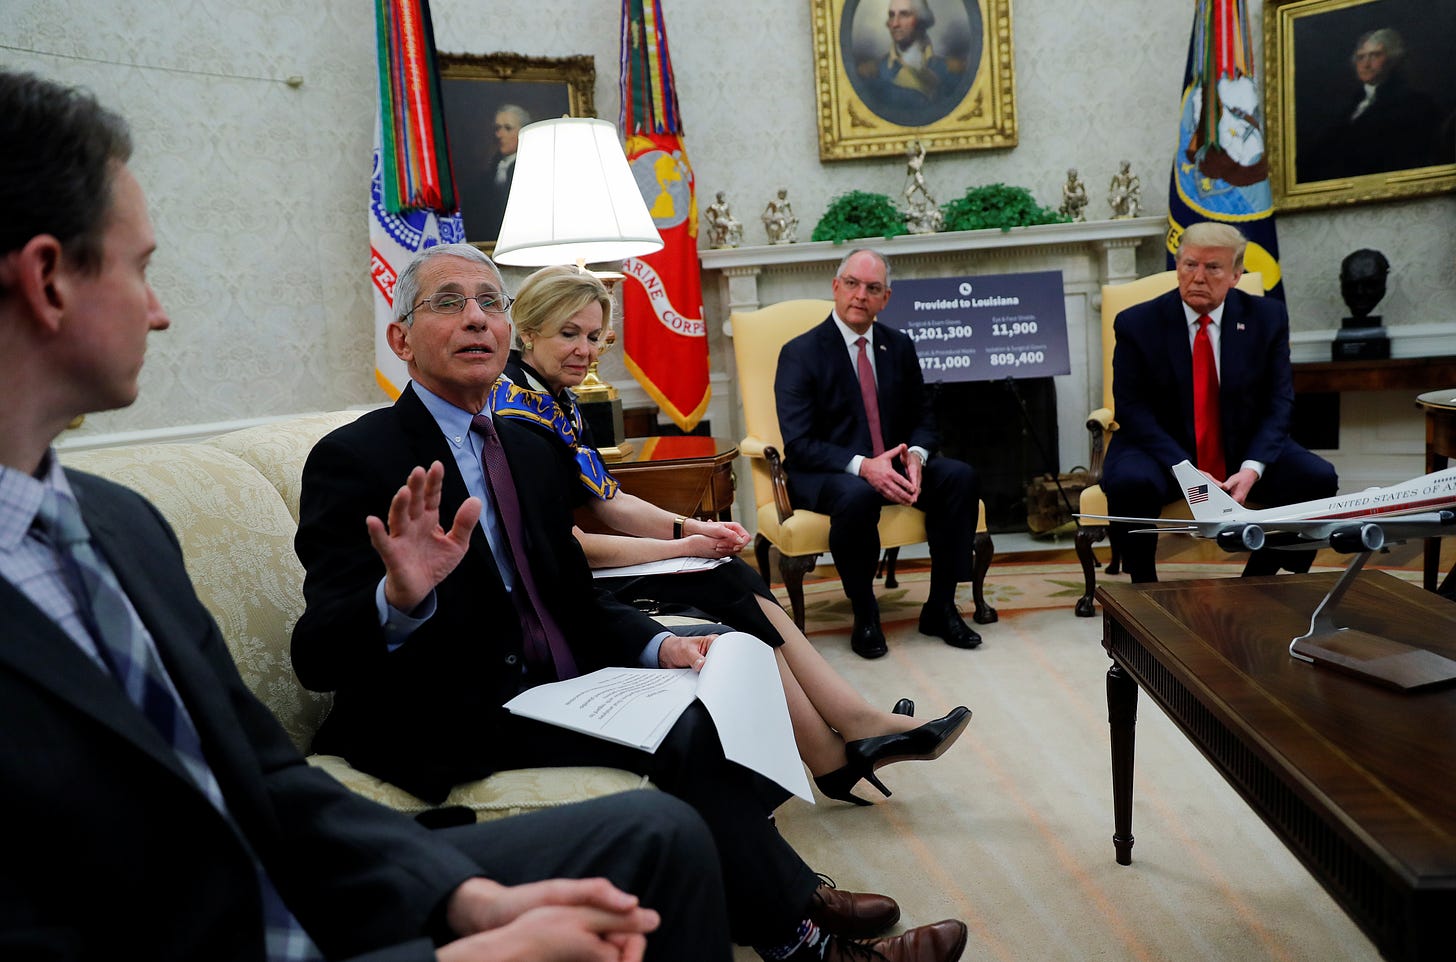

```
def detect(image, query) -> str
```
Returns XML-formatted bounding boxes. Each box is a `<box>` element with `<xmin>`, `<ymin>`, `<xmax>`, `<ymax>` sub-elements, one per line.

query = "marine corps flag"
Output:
<box><xmin>1166</xmin><ymin>0</ymin><xmax>1285</xmax><ymax>300</ymax></box>
<box><xmin>368</xmin><ymin>0</ymin><xmax>465</xmax><ymax>397</ymax></box>
<box><xmin>619</xmin><ymin>0</ymin><xmax>710</xmax><ymax>431</ymax></box>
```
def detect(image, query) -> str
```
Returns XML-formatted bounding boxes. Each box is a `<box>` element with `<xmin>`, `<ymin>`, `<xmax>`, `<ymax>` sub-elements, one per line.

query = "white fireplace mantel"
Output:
<box><xmin>698</xmin><ymin>216</ymin><xmax>1169</xmax><ymax>477</ymax></box>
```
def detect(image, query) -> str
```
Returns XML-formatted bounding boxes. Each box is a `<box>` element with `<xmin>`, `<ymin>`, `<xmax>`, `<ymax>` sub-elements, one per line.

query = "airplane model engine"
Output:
<box><xmin>1216</xmin><ymin>523</ymin><xmax>1265</xmax><ymax>553</ymax></box>
<box><xmin>1329</xmin><ymin>522</ymin><xmax>1385</xmax><ymax>553</ymax></box>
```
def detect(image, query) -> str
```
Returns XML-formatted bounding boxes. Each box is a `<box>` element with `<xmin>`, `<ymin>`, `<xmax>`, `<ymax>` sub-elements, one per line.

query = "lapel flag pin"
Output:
<box><xmin>1236</xmin><ymin>323</ymin><xmax>1245</xmax><ymax>331</ymax></box>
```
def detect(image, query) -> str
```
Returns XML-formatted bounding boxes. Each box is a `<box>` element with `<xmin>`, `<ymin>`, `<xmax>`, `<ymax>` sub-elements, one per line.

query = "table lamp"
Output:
<box><xmin>493</xmin><ymin>117</ymin><xmax>664</xmax><ymax>458</ymax></box>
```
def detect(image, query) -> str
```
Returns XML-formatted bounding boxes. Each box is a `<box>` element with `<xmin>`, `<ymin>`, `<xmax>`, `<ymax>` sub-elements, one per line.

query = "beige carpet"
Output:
<box><xmin>728</xmin><ymin>561</ymin><xmax>1397</xmax><ymax>961</ymax></box>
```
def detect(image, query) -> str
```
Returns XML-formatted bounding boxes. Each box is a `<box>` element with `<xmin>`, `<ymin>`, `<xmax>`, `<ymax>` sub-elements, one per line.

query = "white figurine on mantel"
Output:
<box><xmin>1059</xmin><ymin>168</ymin><xmax>1088</xmax><ymax>222</ymax></box>
<box><xmin>901</xmin><ymin>139</ymin><xmax>943</xmax><ymax>234</ymax></box>
<box><xmin>704</xmin><ymin>191</ymin><xmax>743</xmax><ymax>249</ymax></box>
<box><xmin>761</xmin><ymin>188</ymin><xmax>799</xmax><ymax>244</ymax></box>
<box><xmin>1108</xmin><ymin>160</ymin><xmax>1142</xmax><ymax>219</ymax></box>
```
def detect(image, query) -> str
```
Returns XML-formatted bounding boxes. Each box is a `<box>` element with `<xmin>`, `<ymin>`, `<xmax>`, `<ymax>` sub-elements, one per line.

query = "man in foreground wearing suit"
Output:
<box><xmin>1101</xmin><ymin>221</ymin><xmax>1338</xmax><ymax>582</ymax></box>
<box><xmin>0</xmin><ymin>69</ymin><xmax>726</xmax><ymax>961</ymax></box>
<box><xmin>776</xmin><ymin>248</ymin><xmax>983</xmax><ymax>659</ymax></box>
<box><xmin>292</xmin><ymin>243</ymin><xmax>968</xmax><ymax>962</ymax></box>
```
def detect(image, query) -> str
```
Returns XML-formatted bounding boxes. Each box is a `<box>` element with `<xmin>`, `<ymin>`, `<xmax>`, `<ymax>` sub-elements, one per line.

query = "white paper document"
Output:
<box><xmin>504</xmin><ymin>632</ymin><xmax>812</xmax><ymax>801</ymax></box>
<box><xmin>590</xmin><ymin>555</ymin><xmax>732</xmax><ymax>579</ymax></box>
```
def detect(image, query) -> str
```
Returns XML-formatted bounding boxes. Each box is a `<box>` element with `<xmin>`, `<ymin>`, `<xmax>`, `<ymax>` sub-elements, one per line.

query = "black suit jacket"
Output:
<box><xmin>774</xmin><ymin>316</ymin><xmax>938</xmax><ymax>505</ymax></box>
<box><xmin>0</xmin><ymin>470</ymin><xmax>478</xmax><ymax>961</ymax></box>
<box><xmin>1105</xmin><ymin>287</ymin><xmax>1294</xmax><ymax>476</ymax></box>
<box><xmin>292</xmin><ymin>384</ymin><xmax>662</xmax><ymax>802</ymax></box>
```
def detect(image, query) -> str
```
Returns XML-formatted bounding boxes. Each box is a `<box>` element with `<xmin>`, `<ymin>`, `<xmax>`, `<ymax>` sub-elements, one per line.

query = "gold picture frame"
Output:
<box><xmin>1264</xmin><ymin>0</ymin><xmax>1456</xmax><ymax>212</ymax></box>
<box><xmin>811</xmin><ymin>0</ymin><xmax>1017</xmax><ymax>161</ymax></box>
<box><xmin>438</xmin><ymin>53</ymin><xmax>596</xmax><ymax>247</ymax></box>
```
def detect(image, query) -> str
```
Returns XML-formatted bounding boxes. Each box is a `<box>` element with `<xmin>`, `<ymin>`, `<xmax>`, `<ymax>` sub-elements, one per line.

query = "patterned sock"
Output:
<box><xmin>756</xmin><ymin>918</ymin><xmax>826</xmax><ymax>960</ymax></box>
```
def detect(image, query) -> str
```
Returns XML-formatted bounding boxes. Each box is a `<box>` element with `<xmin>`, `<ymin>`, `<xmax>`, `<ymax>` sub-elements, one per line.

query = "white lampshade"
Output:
<box><xmin>492</xmin><ymin>117</ymin><xmax>664</xmax><ymax>267</ymax></box>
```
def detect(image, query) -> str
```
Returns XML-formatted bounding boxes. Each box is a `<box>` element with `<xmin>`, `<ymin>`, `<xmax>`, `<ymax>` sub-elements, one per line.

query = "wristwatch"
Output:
<box><xmin>672</xmin><ymin>516</ymin><xmax>689</xmax><ymax>539</ymax></box>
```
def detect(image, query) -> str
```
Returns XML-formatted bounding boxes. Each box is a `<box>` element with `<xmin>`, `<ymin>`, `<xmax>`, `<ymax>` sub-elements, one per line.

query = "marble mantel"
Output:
<box><xmin>698</xmin><ymin>216</ymin><xmax>1169</xmax><ymax>474</ymax></box>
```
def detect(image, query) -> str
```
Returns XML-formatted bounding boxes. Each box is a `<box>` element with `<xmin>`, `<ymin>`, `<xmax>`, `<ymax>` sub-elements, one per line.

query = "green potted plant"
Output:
<box><xmin>941</xmin><ymin>184</ymin><xmax>1070</xmax><ymax>232</ymax></box>
<box><xmin>811</xmin><ymin>190</ymin><xmax>909</xmax><ymax>243</ymax></box>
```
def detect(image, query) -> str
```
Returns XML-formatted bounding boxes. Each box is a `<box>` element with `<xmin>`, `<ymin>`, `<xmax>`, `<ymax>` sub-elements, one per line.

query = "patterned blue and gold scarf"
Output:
<box><xmin>488</xmin><ymin>375</ymin><xmax>620</xmax><ymax>500</ymax></box>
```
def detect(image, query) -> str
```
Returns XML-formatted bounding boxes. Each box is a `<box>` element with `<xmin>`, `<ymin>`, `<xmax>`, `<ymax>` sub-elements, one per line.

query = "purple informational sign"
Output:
<box><xmin>876</xmin><ymin>270</ymin><xmax>1070</xmax><ymax>383</ymax></box>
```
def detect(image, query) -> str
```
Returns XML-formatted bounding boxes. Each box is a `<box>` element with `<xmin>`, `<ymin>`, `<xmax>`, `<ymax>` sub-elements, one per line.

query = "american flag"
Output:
<box><xmin>1186</xmin><ymin>484</ymin><xmax>1210</xmax><ymax>504</ymax></box>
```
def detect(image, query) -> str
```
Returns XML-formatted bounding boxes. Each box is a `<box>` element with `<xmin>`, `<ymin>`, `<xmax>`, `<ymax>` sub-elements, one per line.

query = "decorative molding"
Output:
<box><xmin>699</xmin><ymin>216</ymin><xmax>1166</xmax><ymax>275</ymax></box>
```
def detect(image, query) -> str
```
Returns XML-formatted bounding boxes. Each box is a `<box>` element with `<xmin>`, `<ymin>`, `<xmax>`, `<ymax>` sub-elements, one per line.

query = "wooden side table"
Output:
<box><xmin>575</xmin><ymin>436</ymin><xmax>737</xmax><ymax>532</ymax></box>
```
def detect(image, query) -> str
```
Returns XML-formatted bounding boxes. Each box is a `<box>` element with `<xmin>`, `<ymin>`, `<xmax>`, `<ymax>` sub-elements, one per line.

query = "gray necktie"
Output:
<box><xmin>34</xmin><ymin>490</ymin><xmax>321</xmax><ymax>961</ymax></box>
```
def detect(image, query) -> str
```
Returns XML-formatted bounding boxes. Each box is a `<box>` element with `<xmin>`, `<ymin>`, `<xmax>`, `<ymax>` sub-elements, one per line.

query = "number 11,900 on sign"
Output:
<box><xmin>990</xmin><ymin>321</ymin><xmax>1038</xmax><ymax>337</ymax></box>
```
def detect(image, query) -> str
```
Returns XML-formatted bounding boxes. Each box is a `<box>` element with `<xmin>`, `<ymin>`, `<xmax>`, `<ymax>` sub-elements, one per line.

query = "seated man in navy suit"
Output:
<box><xmin>1101</xmin><ymin>221</ymin><xmax>1338</xmax><ymax>582</ymax></box>
<box><xmin>775</xmin><ymin>248</ymin><xmax>983</xmax><ymax>659</ymax></box>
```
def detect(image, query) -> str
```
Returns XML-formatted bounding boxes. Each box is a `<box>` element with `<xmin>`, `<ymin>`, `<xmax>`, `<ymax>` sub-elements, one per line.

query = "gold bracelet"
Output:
<box><xmin>673</xmin><ymin>515</ymin><xmax>689</xmax><ymax>539</ymax></box>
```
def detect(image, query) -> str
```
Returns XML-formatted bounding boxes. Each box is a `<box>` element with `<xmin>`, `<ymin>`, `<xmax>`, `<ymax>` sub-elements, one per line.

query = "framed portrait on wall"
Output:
<box><xmin>811</xmin><ymin>0</ymin><xmax>1017</xmax><ymax>161</ymax></box>
<box><xmin>439</xmin><ymin>53</ymin><xmax>596</xmax><ymax>248</ymax></box>
<box><xmin>1264</xmin><ymin>0</ymin><xmax>1456</xmax><ymax>211</ymax></box>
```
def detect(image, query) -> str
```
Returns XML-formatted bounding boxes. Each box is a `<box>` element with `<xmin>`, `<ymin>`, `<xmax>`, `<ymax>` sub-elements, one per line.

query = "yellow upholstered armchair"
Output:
<box><xmin>1073</xmin><ymin>270</ymin><xmax>1264</xmax><ymax>616</ymax></box>
<box><xmin>730</xmin><ymin>298</ymin><xmax>995</xmax><ymax>629</ymax></box>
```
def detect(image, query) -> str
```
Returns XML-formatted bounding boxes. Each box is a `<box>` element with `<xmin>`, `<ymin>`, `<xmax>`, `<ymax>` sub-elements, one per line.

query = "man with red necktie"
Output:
<box><xmin>1101</xmin><ymin>222</ymin><xmax>1337</xmax><ymax>583</ymax></box>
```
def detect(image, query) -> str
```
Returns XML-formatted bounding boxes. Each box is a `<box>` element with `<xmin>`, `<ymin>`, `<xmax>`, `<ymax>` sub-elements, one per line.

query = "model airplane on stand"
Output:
<box><xmin>1080</xmin><ymin>460</ymin><xmax>1456</xmax><ymax>553</ymax></box>
<box><xmin>1079</xmin><ymin>460</ymin><xmax>1456</xmax><ymax>691</ymax></box>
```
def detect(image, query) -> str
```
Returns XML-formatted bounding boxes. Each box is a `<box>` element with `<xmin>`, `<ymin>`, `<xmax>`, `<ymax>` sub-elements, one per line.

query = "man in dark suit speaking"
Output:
<box><xmin>0</xmin><ymin>69</ymin><xmax>724</xmax><ymax>961</ymax></box>
<box><xmin>1101</xmin><ymin>222</ymin><xmax>1338</xmax><ymax>582</ymax></box>
<box><xmin>292</xmin><ymin>243</ymin><xmax>968</xmax><ymax>962</ymax></box>
<box><xmin>775</xmin><ymin>248</ymin><xmax>983</xmax><ymax>659</ymax></box>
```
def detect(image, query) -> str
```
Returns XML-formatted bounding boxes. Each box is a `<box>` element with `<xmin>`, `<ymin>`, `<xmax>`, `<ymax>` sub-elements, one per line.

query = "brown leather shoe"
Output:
<box><xmin>821</xmin><ymin>920</ymin><xmax>969</xmax><ymax>961</ymax></box>
<box><xmin>808</xmin><ymin>877</ymin><xmax>900</xmax><ymax>938</ymax></box>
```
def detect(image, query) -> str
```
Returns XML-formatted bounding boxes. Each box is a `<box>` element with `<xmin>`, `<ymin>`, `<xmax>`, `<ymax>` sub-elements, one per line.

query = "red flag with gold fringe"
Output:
<box><xmin>619</xmin><ymin>0</ymin><xmax>709</xmax><ymax>431</ymax></box>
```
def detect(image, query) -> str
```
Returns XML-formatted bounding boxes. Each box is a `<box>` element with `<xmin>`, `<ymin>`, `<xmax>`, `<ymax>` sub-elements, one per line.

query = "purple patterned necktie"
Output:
<box><xmin>471</xmin><ymin>414</ymin><xmax>579</xmax><ymax>680</ymax></box>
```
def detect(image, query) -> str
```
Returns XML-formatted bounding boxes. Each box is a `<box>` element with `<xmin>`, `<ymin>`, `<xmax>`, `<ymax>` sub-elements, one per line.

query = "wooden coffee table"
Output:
<box><xmin>1098</xmin><ymin>572</ymin><xmax>1456</xmax><ymax>961</ymax></box>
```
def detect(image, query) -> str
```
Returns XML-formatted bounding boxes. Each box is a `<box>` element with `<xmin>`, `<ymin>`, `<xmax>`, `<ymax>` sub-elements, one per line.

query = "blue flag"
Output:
<box><xmin>1166</xmin><ymin>0</ymin><xmax>1284</xmax><ymax>300</ymax></box>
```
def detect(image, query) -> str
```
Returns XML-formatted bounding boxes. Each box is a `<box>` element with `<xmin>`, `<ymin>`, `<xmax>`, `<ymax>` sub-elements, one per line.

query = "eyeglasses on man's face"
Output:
<box><xmin>838</xmin><ymin>275</ymin><xmax>887</xmax><ymax>298</ymax></box>
<box><xmin>404</xmin><ymin>291</ymin><xmax>514</xmax><ymax>321</ymax></box>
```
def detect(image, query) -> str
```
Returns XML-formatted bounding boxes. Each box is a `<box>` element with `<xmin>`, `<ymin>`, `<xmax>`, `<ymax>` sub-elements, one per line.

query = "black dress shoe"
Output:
<box><xmin>850</xmin><ymin>618</ymin><xmax>888</xmax><ymax>659</ymax></box>
<box><xmin>891</xmin><ymin>698</ymin><xmax>915</xmax><ymax>717</ymax></box>
<box><xmin>917</xmin><ymin>602</ymin><xmax>981</xmax><ymax>649</ymax></box>
<box><xmin>842</xmin><ymin>706</ymin><xmax>972</xmax><ymax>785</ymax></box>
<box><xmin>808</xmin><ymin>875</ymin><xmax>900</xmax><ymax>938</ymax></box>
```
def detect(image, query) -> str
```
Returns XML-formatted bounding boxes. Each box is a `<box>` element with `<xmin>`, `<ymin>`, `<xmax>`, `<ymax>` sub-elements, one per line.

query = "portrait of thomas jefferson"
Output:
<box><xmin>1291</xmin><ymin>10</ymin><xmax>1456</xmax><ymax>186</ymax></box>
<box><xmin>843</xmin><ymin>0</ymin><xmax>981</xmax><ymax>128</ymax></box>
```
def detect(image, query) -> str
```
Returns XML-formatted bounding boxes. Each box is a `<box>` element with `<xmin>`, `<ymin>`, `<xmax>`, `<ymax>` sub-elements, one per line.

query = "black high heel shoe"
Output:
<box><xmin>891</xmin><ymin>698</ymin><xmax>915</xmax><ymax>717</ymax></box>
<box><xmin>813</xmin><ymin>705</ymin><xmax>969</xmax><ymax>805</ymax></box>
<box><xmin>843</xmin><ymin>705</ymin><xmax>972</xmax><ymax>781</ymax></box>
<box><xmin>812</xmin><ymin>764</ymin><xmax>890</xmax><ymax>806</ymax></box>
